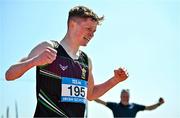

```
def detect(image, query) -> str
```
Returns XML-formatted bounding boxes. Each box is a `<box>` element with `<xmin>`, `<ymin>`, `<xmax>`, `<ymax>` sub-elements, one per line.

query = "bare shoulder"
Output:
<box><xmin>37</xmin><ymin>40</ymin><xmax>54</xmax><ymax>48</ymax></box>
<box><xmin>28</xmin><ymin>40</ymin><xmax>54</xmax><ymax>58</ymax></box>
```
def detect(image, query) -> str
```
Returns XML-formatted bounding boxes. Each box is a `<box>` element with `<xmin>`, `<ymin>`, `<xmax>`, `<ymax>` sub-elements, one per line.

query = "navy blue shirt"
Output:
<box><xmin>106</xmin><ymin>102</ymin><xmax>145</xmax><ymax>118</ymax></box>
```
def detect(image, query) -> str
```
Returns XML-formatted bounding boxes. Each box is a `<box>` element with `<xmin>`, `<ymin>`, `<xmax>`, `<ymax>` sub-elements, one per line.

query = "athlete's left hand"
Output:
<box><xmin>113</xmin><ymin>67</ymin><xmax>128</xmax><ymax>83</ymax></box>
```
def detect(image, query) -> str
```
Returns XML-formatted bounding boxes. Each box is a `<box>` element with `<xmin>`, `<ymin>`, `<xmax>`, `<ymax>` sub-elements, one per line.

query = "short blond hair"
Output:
<box><xmin>68</xmin><ymin>6</ymin><xmax>104</xmax><ymax>25</ymax></box>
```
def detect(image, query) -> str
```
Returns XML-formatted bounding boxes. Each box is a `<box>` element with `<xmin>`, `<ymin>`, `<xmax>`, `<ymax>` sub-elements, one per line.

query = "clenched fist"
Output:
<box><xmin>158</xmin><ymin>97</ymin><xmax>165</xmax><ymax>105</ymax></box>
<box><xmin>113</xmin><ymin>68</ymin><xmax>129</xmax><ymax>83</ymax></box>
<box><xmin>33</xmin><ymin>47</ymin><xmax>57</xmax><ymax>66</ymax></box>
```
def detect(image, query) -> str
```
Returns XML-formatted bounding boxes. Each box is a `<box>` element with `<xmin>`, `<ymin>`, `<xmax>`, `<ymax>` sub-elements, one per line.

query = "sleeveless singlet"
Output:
<box><xmin>34</xmin><ymin>41</ymin><xmax>89</xmax><ymax>117</ymax></box>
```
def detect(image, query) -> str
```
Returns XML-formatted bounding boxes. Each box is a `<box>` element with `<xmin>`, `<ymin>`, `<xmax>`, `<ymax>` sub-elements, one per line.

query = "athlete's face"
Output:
<box><xmin>73</xmin><ymin>18</ymin><xmax>97</xmax><ymax>46</ymax></box>
<box><xmin>121</xmin><ymin>91</ymin><xmax>130</xmax><ymax>103</ymax></box>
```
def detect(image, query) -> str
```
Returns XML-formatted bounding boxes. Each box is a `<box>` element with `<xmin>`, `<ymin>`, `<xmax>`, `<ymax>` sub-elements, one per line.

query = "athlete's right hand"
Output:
<box><xmin>33</xmin><ymin>47</ymin><xmax>57</xmax><ymax>66</ymax></box>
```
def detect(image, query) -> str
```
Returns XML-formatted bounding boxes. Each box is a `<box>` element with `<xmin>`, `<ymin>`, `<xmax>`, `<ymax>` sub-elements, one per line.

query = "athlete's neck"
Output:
<box><xmin>60</xmin><ymin>35</ymin><xmax>80</xmax><ymax>59</ymax></box>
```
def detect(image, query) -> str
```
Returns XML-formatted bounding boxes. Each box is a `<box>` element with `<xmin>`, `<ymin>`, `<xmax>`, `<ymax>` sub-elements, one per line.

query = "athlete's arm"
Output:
<box><xmin>94</xmin><ymin>99</ymin><xmax>107</xmax><ymax>106</ymax></box>
<box><xmin>5</xmin><ymin>41</ymin><xmax>57</xmax><ymax>81</ymax></box>
<box><xmin>145</xmin><ymin>97</ymin><xmax>165</xmax><ymax>110</ymax></box>
<box><xmin>87</xmin><ymin>58</ymin><xmax>128</xmax><ymax>100</ymax></box>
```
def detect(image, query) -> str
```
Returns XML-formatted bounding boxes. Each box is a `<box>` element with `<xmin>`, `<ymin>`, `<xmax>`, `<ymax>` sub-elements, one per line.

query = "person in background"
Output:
<box><xmin>95</xmin><ymin>89</ymin><xmax>165</xmax><ymax>118</ymax></box>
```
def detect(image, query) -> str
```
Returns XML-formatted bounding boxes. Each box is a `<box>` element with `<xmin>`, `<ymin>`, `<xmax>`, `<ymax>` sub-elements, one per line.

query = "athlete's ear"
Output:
<box><xmin>69</xmin><ymin>19</ymin><xmax>77</xmax><ymax>29</ymax></box>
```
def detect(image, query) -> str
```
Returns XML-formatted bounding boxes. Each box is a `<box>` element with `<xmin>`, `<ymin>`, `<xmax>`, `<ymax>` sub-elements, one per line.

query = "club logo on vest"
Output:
<box><xmin>59</xmin><ymin>64</ymin><xmax>68</xmax><ymax>71</ymax></box>
<box><xmin>81</xmin><ymin>68</ymin><xmax>86</xmax><ymax>80</ymax></box>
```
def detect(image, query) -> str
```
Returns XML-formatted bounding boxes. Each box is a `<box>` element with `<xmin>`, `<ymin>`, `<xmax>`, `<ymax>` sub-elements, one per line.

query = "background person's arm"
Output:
<box><xmin>94</xmin><ymin>99</ymin><xmax>107</xmax><ymax>106</ymax></box>
<box><xmin>145</xmin><ymin>97</ymin><xmax>165</xmax><ymax>110</ymax></box>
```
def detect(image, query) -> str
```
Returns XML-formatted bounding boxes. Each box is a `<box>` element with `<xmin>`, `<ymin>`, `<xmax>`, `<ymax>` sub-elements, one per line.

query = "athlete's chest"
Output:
<box><xmin>45</xmin><ymin>55</ymin><xmax>88</xmax><ymax>81</ymax></box>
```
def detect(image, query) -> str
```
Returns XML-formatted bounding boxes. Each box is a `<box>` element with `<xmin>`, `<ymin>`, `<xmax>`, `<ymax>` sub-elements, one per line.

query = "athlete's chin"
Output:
<box><xmin>81</xmin><ymin>43</ymin><xmax>88</xmax><ymax>47</ymax></box>
<box><xmin>81</xmin><ymin>42</ymin><xmax>89</xmax><ymax>46</ymax></box>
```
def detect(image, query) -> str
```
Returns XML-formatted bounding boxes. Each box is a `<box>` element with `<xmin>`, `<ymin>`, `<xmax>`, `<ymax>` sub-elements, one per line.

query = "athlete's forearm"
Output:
<box><xmin>88</xmin><ymin>77</ymin><xmax>119</xmax><ymax>100</ymax></box>
<box><xmin>5</xmin><ymin>57</ymin><xmax>36</xmax><ymax>81</ymax></box>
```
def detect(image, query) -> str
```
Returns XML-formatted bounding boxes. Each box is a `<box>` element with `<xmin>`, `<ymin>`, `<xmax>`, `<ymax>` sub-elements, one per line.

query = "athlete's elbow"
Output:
<box><xmin>87</xmin><ymin>95</ymin><xmax>94</xmax><ymax>101</ymax></box>
<box><xmin>6</xmin><ymin>71</ymin><xmax>13</xmax><ymax>81</ymax></box>
<box><xmin>87</xmin><ymin>97</ymin><xmax>94</xmax><ymax>101</ymax></box>
<box><xmin>87</xmin><ymin>94</ymin><xmax>97</xmax><ymax>101</ymax></box>
<box><xmin>5</xmin><ymin>74</ymin><xmax>11</xmax><ymax>81</ymax></box>
<box><xmin>5</xmin><ymin>70</ymin><xmax>18</xmax><ymax>81</ymax></box>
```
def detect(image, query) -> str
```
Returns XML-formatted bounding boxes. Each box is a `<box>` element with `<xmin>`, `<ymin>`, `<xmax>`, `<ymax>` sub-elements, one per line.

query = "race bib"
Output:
<box><xmin>61</xmin><ymin>77</ymin><xmax>87</xmax><ymax>104</ymax></box>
